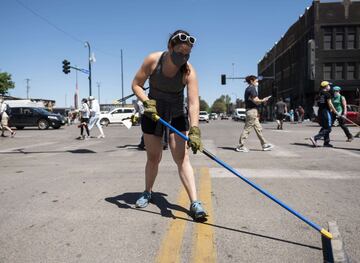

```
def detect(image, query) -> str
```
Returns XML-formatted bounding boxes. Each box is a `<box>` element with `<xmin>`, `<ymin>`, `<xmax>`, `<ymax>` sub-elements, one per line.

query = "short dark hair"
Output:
<box><xmin>245</xmin><ymin>75</ymin><xmax>257</xmax><ymax>84</ymax></box>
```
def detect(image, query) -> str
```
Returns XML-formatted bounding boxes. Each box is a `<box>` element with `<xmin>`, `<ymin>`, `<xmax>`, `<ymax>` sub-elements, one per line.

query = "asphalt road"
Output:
<box><xmin>0</xmin><ymin>119</ymin><xmax>359</xmax><ymax>262</ymax></box>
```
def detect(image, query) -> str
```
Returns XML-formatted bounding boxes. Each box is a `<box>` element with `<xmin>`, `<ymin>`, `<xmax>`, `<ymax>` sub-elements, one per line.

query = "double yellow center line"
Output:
<box><xmin>156</xmin><ymin>167</ymin><xmax>216</xmax><ymax>263</ymax></box>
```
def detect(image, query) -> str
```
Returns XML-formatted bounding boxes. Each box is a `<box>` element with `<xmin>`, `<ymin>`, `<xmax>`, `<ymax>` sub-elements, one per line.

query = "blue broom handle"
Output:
<box><xmin>156</xmin><ymin>116</ymin><xmax>332</xmax><ymax>239</ymax></box>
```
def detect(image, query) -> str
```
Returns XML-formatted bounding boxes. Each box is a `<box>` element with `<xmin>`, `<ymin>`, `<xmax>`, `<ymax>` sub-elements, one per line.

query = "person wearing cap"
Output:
<box><xmin>88</xmin><ymin>96</ymin><xmax>105</xmax><ymax>138</ymax></box>
<box><xmin>331</xmin><ymin>86</ymin><xmax>353</xmax><ymax>142</ymax></box>
<box><xmin>309</xmin><ymin>81</ymin><xmax>340</xmax><ymax>147</ymax></box>
<box><xmin>78</xmin><ymin>98</ymin><xmax>90</xmax><ymax>140</ymax></box>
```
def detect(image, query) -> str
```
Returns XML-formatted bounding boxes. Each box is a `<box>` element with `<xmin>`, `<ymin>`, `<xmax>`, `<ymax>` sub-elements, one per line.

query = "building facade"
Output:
<box><xmin>258</xmin><ymin>0</ymin><xmax>360</xmax><ymax>120</ymax></box>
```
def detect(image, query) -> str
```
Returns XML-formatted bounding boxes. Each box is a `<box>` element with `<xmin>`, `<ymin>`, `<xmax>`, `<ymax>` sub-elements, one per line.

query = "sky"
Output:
<box><xmin>1</xmin><ymin>0</ymin><xmax>317</xmax><ymax>107</ymax></box>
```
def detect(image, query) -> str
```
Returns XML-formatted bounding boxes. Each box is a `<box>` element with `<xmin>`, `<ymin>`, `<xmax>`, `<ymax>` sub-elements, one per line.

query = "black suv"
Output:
<box><xmin>9</xmin><ymin>107</ymin><xmax>66</xmax><ymax>130</ymax></box>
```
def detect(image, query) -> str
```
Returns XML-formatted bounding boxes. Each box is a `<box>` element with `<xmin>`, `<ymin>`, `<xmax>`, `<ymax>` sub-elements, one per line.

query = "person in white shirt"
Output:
<box><xmin>88</xmin><ymin>96</ymin><xmax>105</xmax><ymax>138</ymax></box>
<box><xmin>78</xmin><ymin>98</ymin><xmax>90</xmax><ymax>139</ymax></box>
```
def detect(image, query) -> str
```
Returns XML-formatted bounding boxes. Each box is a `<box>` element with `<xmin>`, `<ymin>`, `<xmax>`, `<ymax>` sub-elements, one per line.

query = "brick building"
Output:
<box><xmin>258</xmin><ymin>0</ymin><xmax>360</xmax><ymax>120</ymax></box>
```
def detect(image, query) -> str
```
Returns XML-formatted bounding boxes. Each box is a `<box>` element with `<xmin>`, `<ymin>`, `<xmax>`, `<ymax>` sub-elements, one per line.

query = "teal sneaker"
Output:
<box><xmin>135</xmin><ymin>191</ymin><xmax>152</xmax><ymax>208</ymax></box>
<box><xmin>190</xmin><ymin>201</ymin><xmax>207</xmax><ymax>220</ymax></box>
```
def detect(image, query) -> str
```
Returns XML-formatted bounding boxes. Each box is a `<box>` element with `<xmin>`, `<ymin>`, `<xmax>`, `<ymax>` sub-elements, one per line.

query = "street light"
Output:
<box><xmin>84</xmin><ymin>41</ymin><xmax>92</xmax><ymax>96</ymax></box>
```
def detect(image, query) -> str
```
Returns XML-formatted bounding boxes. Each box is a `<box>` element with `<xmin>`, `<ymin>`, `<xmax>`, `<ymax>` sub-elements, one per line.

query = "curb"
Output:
<box><xmin>322</xmin><ymin>221</ymin><xmax>350</xmax><ymax>263</ymax></box>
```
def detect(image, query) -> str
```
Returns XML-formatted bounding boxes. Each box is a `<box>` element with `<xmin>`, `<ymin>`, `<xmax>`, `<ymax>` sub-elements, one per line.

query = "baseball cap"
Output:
<box><xmin>333</xmin><ymin>86</ymin><xmax>341</xmax><ymax>91</ymax></box>
<box><xmin>320</xmin><ymin>81</ymin><xmax>332</xmax><ymax>88</ymax></box>
<box><xmin>88</xmin><ymin>96</ymin><xmax>95</xmax><ymax>100</ymax></box>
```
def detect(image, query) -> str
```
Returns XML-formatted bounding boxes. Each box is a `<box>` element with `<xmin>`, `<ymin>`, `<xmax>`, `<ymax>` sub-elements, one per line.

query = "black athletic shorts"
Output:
<box><xmin>80</xmin><ymin>118</ymin><xmax>89</xmax><ymax>124</ymax></box>
<box><xmin>276</xmin><ymin>113</ymin><xmax>285</xmax><ymax>120</ymax></box>
<box><xmin>141</xmin><ymin>115</ymin><xmax>189</xmax><ymax>136</ymax></box>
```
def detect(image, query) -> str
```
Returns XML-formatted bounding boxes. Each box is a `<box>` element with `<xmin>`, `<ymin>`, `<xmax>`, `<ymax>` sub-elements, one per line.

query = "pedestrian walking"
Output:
<box><xmin>0</xmin><ymin>98</ymin><xmax>15</xmax><ymax>138</ymax></box>
<box><xmin>289</xmin><ymin>109</ymin><xmax>295</xmax><ymax>122</ymax></box>
<box><xmin>309</xmin><ymin>81</ymin><xmax>340</xmax><ymax>147</ymax></box>
<box><xmin>331</xmin><ymin>86</ymin><xmax>353</xmax><ymax>142</ymax></box>
<box><xmin>77</xmin><ymin>98</ymin><xmax>90</xmax><ymax>140</ymax></box>
<box><xmin>235</xmin><ymin>75</ymin><xmax>274</xmax><ymax>152</ymax></box>
<box><xmin>88</xmin><ymin>96</ymin><xmax>105</xmax><ymax>138</ymax></box>
<box><xmin>275</xmin><ymin>97</ymin><xmax>287</xmax><ymax>130</ymax></box>
<box><xmin>131</xmin><ymin>29</ymin><xmax>207</xmax><ymax>220</ymax></box>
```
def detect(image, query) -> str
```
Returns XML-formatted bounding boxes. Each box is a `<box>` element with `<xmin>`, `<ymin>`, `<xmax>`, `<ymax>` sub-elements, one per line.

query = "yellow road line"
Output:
<box><xmin>156</xmin><ymin>186</ymin><xmax>189</xmax><ymax>263</ymax></box>
<box><xmin>192</xmin><ymin>167</ymin><xmax>217</xmax><ymax>263</ymax></box>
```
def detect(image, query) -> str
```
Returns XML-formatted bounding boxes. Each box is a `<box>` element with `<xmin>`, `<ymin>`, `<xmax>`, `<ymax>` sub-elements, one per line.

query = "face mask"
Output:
<box><xmin>170</xmin><ymin>51</ymin><xmax>190</xmax><ymax>67</ymax></box>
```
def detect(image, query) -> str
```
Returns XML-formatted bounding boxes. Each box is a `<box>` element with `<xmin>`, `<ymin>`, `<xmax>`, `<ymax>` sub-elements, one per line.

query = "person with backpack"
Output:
<box><xmin>331</xmin><ymin>86</ymin><xmax>353</xmax><ymax>142</ymax></box>
<box><xmin>0</xmin><ymin>98</ymin><xmax>15</xmax><ymax>137</ymax></box>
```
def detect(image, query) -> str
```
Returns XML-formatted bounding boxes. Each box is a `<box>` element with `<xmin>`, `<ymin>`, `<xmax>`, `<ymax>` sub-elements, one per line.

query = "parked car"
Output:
<box><xmin>199</xmin><ymin>111</ymin><xmax>209</xmax><ymax>123</ymax></box>
<box><xmin>220</xmin><ymin>112</ymin><xmax>229</xmax><ymax>120</ymax></box>
<box><xmin>232</xmin><ymin>108</ymin><xmax>246</xmax><ymax>121</ymax></box>
<box><xmin>9</xmin><ymin>107</ymin><xmax>66</xmax><ymax>130</ymax></box>
<box><xmin>344</xmin><ymin>104</ymin><xmax>360</xmax><ymax>125</ymax></box>
<box><xmin>99</xmin><ymin>107</ymin><xmax>136</xmax><ymax>126</ymax></box>
<box><xmin>209</xmin><ymin>113</ymin><xmax>218</xmax><ymax>120</ymax></box>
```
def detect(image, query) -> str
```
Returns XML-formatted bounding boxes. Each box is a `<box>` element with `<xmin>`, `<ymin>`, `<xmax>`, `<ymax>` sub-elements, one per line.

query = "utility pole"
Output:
<box><xmin>97</xmin><ymin>82</ymin><xmax>101</xmax><ymax>104</ymax></box>
<box><xmin>121</xmin><ymin>49</ymin><xmax>124</xmax><ymax>106</ymax></box>
<box><xmin>25</xmin><ymin>78</ymin><xmax>30</xmax><ymax>99</ymax></box>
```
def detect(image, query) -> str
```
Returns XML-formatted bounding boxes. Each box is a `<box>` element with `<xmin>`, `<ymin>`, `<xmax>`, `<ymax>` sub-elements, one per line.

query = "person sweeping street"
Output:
<box><xmin>309</xmin><ymin>81</ymin><xmax>341</xmax><ymax>147</ymax></box>
<box><xmin>331</xmin><ymin>86</ymin><xmax>353</xmax><ymax>142</ymax></box>
<box><xmin>131</xmin><ymin>29</ymin><xmax>207</xmax><ymax>220</ymax></box>
<box><xmin>235</xmin><ymin>75</ymin><xmax>273</xmax><ymax>152</ymax></box>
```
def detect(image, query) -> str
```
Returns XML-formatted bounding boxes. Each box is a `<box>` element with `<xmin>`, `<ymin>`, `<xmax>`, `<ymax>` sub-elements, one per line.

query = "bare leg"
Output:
<box><xmin>169</xmin><ymin>132</ymin><xmax>197</xmax><ymax>202</ymax></box>
<box><xmin>143</xmin><ymin>134</ymin><xmax>163</xmax><ymax>192</ymax></box>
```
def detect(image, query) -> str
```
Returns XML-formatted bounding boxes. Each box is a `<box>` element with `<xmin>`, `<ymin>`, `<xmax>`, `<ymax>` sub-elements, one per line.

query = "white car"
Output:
<box><xmin>233</xmin><ymin>108</ymin><xmax>246</xmax><ymax>121</ymax></box>
<box><xmin>199</xmin><ymin>111</ymin><xmax>209</xmax><ymax>123</ymax></box>
<box><xmin>99</xmin><ymin>107</ymin><xmax>135</xmax><ymax>126</ymax></box>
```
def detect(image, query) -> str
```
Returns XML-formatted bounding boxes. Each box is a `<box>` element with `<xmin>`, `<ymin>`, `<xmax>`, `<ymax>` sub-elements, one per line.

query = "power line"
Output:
<box><xmin>15</xmin><ymin>0</ymin><xmax>84</xmax><ymax>44</ymax></box>
<box><xmin>14</xmin><ymin>0</ymin><xmax>122</xmax><ymax>58</ymax></box>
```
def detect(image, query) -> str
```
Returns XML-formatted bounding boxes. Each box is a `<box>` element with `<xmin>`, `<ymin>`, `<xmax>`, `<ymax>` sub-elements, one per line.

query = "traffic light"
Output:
<box><xmin>62</xmin><ymin>60</ymin><xmax>71</xmax><ymax>74</ymax></box>
<box><xmin>221</xmin><ymin>74</ymin><xmax>226</xmax><ymax>85</ymax></box>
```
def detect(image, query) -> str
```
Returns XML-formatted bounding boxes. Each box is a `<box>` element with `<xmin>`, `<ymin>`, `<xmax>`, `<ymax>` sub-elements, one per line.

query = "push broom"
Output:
<box><xmin>153</xmin><ymin>114</ymin><xmax>333</xmax><ymax>239</ymax></box>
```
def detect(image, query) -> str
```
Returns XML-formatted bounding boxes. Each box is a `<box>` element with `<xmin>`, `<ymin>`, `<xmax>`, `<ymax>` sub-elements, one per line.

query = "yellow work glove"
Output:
<box><xmin>187</xmin><ymin>126</ymin><xmax>203</xmax><ymax>154</ymax></box>
<box><xmin>143</xmin><ymin>99</ymin><xmax>158</xmax><ymax>121</ymax></box>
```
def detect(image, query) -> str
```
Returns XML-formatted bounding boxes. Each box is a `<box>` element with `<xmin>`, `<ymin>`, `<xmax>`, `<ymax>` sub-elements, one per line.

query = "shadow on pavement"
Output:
<box><xmin>0</xmin><ymin>148</ymin><xmax>96</xmax><ymax>154</ymax></box>
<box><xmin>105</xmin><ymin>192</ymin><xmax>189</xmax><ymax>219</ymax></box>
<box><xmin>217</xmin><ymin>146</ymin><xmax>263</xmax><ymax>152</ymax></box>
<box><xmin>116</xmin><ymin>144</ymin><xmax>145</xmax><ymax>151</ymax></box>
<box><xmin>292</xmin><ymin>143</ymin><xmax>360</xmax><ymax>151</ymax></box>
<box><xmin>105</xmin><ymin>192</ymin><xmax>321</xmax><ymax>251</ymax></box>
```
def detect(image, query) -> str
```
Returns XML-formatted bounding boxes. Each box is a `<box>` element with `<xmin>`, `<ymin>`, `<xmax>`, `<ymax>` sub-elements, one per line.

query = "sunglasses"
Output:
<box><xmin>171</xmin><ymin>33</ymin><xmax>196</xmax><ymax>45</ymax></box>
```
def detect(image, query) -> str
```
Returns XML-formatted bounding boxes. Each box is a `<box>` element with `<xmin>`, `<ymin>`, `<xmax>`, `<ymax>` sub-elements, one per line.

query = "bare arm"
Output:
<box><xmin>341</xmin><ymin>97</ymin><xmax>347</xmax><ymax>115</ymax></box>
<box><xmin>327</xmin><ymin>99</ymin><xmax>338</xmax><ymax>114</ymax></box>
<box><xmin>186</xmin><ymin>63</ymin><xmax>199</xmax><ymax>127</ymax></box>
<box><xmin>251</xmin><ymin>96</ymin><xmax>270</xmax><ymax>105</ymax></box>
<box><xmin>131</xmin><ymin>52</ymin><xmax>161</xmax><ymax>102</ymax></box>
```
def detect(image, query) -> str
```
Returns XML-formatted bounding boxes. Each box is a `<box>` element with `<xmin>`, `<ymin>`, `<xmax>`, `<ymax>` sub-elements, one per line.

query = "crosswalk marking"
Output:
<box><xmin>210</xmin><ymin>168</ymin><xmax>358</xmax><ymax>179</ymax></box>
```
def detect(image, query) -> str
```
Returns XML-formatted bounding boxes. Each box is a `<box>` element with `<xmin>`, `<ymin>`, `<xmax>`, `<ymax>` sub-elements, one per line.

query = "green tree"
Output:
<box><xmin>199</xmin><ymin>98</ymin><xmax>209</xmax><ymax>112</ymax></box>
<box><xmin>211</xmin><ymin>99</ymin><xmax>226</xmax><ymax>113</ymax></box>
<box><xmin>211</xmin><ymin>94</ymin><xmax>232</xmax><ymax>113</ymax></box>
<box><xmin>0</xmin><ymin>71</ymin><xmax>15</xmax><ymax>95</ymax></box>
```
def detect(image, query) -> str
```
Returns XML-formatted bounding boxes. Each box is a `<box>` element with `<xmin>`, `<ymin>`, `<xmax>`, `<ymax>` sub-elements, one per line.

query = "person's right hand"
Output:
<box><xmin>143</xmin><ymin>99</ymin><xmax>158</xmax><ymax>121</ymax></box>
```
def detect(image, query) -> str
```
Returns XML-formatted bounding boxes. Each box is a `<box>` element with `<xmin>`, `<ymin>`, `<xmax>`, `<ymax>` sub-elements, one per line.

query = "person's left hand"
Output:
<box><xmin>187</xmin><ymin>126</ymin><xmax>203</xmax><ymax>154</ymax></box>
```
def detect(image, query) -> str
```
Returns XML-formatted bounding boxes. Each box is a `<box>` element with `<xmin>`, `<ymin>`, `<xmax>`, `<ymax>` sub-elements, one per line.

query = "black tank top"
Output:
<box><xmin>147</xmin><ymin>52</ymin><xmax>187</xmax><ymax>136</ymax></box>
<box><xmin>149</xmin><ymin>52</ymin><xmax>185</xmax><ymax>94</ymax></box>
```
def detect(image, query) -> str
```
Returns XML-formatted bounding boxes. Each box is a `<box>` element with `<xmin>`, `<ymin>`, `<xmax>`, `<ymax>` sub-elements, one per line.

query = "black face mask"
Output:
<box><xmin>170</xmin><ymin>51</ymin><xmax>190</xmax><ymax>67</ymax></box>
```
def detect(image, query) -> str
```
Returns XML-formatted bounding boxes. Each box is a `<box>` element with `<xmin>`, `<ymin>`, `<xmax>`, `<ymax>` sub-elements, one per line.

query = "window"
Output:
<box><xmin>323</xmin><ymin>28</ymin><xmax>333</xmax><ymax>50</ymax></box>
<box><xmin>347</xmin><ymin>63</ymin><xmax>356</xmax><ymax>80</ymax></box>
<box><xmin>323</xmin><ymin>63</ymin><xmax>332</xmax><ymax>80</ymax></box>
<box><xmin>335</xmin><ymin>63</ymin><xmax>344</xmax><ymax>79</ymax></box>
<box><xmin>124</xmin><ymin>109</ymin><xmax>133</xmax><ymax>113</ymax></box>
<box><xmin>335</xmin><ymin>28</ymin><xmax>344</xmax><ymax>50</ymax></box>
<box><xmin>347</xmin><ymin>27</ymin><xmax>356</xmax><ymax>49</ymax></box>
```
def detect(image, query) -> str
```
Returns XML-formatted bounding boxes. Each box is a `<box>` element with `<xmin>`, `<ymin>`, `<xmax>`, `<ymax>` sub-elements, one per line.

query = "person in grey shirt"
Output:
<box><xmin>275</xmin><ymin>97</ymin><xmax>287</xmax><ymax>130</ymax></box>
